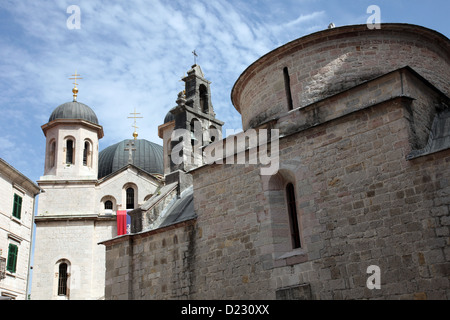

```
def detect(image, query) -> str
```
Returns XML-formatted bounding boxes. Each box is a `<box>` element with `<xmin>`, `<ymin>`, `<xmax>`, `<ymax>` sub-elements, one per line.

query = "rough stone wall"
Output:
<box><xmin>232</xmin><ymin>24</ymin><xmax>450</xmax><ymax>131</ymax></box>
<box><xmin>131</xmin><ymin>223</ymin><xmax>197</xmax><ymax>299</ymax></box>
<box><xmin>104</xmin><ymin>221</ymin><xmax>196</xmax><ymax>299</ymax></box>
<box><xmin>104</xmin><ymin>236</ymin><xmax>132</xmax><ymax>300</ymax></box>
<box><xmin>190</xmin><ymin>95</ymin><xmax>449</xmax><ymax>299</ymax></box>
<box><xmin>103</xmin><ymin>70</ymin><xmax>449</xmax><ymax>300</ymax></box>
<box><xmin>191</xmin><ymin>163</ymin><xmax>270</xmax><ymax>299</ymax></box>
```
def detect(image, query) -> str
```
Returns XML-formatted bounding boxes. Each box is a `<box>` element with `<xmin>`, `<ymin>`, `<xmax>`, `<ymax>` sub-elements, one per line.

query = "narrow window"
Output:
<box><xmin>83</xmin><ymin>142</ymin><xmax>88</xmax><ymax>166</ymax></box>
<box><xmin>66</xmin><ymin>139</ymin><xmax>74</xmax><ymax>164</ymax></box>
<box><xmin>49</xmin><ymin>141</ymin><xmax>56</xmax><ymax>168</ymax></box>
<box><xmin>283</xmin><ymin>67</ymin><xmax>293</xmax><ymax>111</ymax></box>
<box><xmin>199</xmin><ymin>84</ymin><xmax>208</xmax><ymax>113</ymax></box>
<box><xmin>190</xmin><ymin>119</ymin><xmax>200</xmax><ymax>146</ymax></box>
<box><xmin>104</xmin><ymin>200</ymin><xmax>113</xmax><ymax>210</ymax></box>
<box><xmin>58</xmin><ymin>263</ymin><xmax>68</xmax><ymax>296</ymax></box>
<box><xmin>83</xmin><ymin>141</ymin><xmax>91</xmax><ymax>167</ymax></box>
<box><xmin>126</xmin><ymin>187</ymin><xmax>135</xmax><ymax>209</ymax></box>
<box><xmin>12</xmin><ymin>194</ymin><xmax>22</xmax><ymax>220</ymax></box>
<box><xmin>286</xmin><ymin>183</ymin><xmax>301</xmax><ymax>249</ymax></box>
<box><xmin>6</xmin><ymin>244</ymin><xmax>18</xmax><ymax>273</ymax></box>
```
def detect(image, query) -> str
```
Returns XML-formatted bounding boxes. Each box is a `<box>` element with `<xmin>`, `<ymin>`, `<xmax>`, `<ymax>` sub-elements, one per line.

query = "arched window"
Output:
<box><xmin>199</xmin><ymin>84</ymin><xmax>208</xmax><ymax>113</ymax></box>
<box><xmin>49</xmin><ymin>140</ymin><xmax>56</xmax><ymax>168</ymax></box>
<box><xmin>66</xmin><ymin>139</ymin><xmax>74</xmax><ymax>164</ymax></box>
<box><xmin>58</xmin><ymin>263</ymin><xmax>68</xmax><ymax>296</ymax></box>
<box><xmin>101</xmin><ymin>196</ymin><xmax>116</xmax><ymax>215</ymax></box>
<box><xmin>83</xmin><ymin>141</ymin><xmax>91</xmax><ymax>167</ymax></box>
<box><xmin>126</xmin><ymin>187</ymin><xmax>135</xmax><ymax>209</ymax></box>
<box><xmin>286</xmin><ymin>183</ymin><xmax>301</xmax><ymax>249</ymax></box>
<box><xmin>104</xmin><ymin>200</ymin><xmax>113</xmax><ymax>210</ymax></box>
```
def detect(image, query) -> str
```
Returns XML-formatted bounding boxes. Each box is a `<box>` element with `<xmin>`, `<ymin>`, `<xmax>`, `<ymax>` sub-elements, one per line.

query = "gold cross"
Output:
<box><xmin>69</xmin><ymin>71</ymin><xmax>83</xmax><ymax>101</ymax></box>
<box><xmin>128</xmin><ymin>108</ymin><xmax>143</xmax><ymax>140</ymax></box>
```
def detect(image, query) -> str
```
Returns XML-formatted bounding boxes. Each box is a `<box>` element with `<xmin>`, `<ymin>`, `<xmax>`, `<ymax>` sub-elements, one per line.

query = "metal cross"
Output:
<box><xmin>69</xmin><ymin>71</ymin><xmax>83</xmax><ymax>101</ymax></box>
<box><xmin>128</xmin><ymin>108</ymin><xmax>143</xmax><ymax>140</ymax></box>
<box><xmin>192</xmin><ymin>50</ymin><xmax>198</xmax><ymax>65</ymax></box>
<box><xmin>69</xmin><ymin>71</ymin><xmax>82</xmax><ymax>87</ymax></box>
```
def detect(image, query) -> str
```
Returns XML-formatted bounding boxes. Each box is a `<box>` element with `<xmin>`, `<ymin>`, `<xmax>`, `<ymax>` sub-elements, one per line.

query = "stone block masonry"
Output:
<box><xmin>103</xmin><ymin>68</ymin><xmax>449</xmax><ymax>299</ymax></box>
<box><xmin>232</xmin><ymin>24</ymin><xmax>450</xmax><ymax>131</ymax></box>
<box><xmin>104</xmin><ymin>220</ymin><xmax>197</xmax><ymax>300</ymax></box>
<box><xmin>188</xmin><ymin>69</ymin><xmax>450</xmax><ymax>299</ymax></box>
<box><xmin>102</xmin><ymin>24</ymin><xmax>449</xmax><ymax>300</ymax></box>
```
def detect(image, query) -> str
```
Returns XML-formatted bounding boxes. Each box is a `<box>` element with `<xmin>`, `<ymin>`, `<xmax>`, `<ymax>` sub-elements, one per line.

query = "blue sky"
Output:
<box><xmin>0</xmin><ymin>0</ymin><xmax>449</xmax><ymax>185</ymax></box>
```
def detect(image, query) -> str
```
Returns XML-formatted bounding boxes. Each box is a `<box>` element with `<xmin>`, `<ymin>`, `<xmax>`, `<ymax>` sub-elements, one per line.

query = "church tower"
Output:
<box><xmin>40</xmin><ymin>82</ymin><xmax>103</xmax><ymax>181</ymax></box>
<box><xmin>32</xmin><ymin>76</ymin><xmax>112</xmax><ymax>300</ymax></box>
<box><xmin>159</xmin><ymin>64</ymin><xmax>224</xmax><ymax>174</ymax></box>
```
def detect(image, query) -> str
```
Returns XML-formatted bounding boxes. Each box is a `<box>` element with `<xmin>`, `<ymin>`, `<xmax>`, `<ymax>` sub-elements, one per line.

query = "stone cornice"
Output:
<box><xmin>34</xmin><ymin>214</ymin><xmax>116</xmax><ymax>223</ymax></box>
<box><xmin>37</xmin><ymin>179</ymin><xmax>98</xmax><ymax>186</ymax></box>
<box><xmin>41</xmin><ymin>118</ymin><xmax>104</xmax><ymax>139</ymax></box>
<box><xmin>0</xmin><ymin>158</ymin><xmax>41</xmax><ymax>196</ymax></box>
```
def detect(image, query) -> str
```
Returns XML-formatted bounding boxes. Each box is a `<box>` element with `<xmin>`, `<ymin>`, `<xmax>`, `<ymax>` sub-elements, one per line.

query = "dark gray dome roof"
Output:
<box><xmin>164</xmin><ymin>107</ymin><xmax>176</xmax><ymax>124</ymax></box>
<box><xmin>98</xmin><ymin>139</ymin><xmax>163</xmax><ymax>179</ymax></box>
<box><xmin>49</xmin><ymin>101</ymin><xmax>99</xmax><ymax>125</ymax></box>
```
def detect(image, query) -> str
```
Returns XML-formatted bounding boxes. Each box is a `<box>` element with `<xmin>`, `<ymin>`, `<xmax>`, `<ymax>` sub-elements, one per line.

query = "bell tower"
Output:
<box><xmin>161</xmin><ymin>64</ymin><xmax>224</xmax><ymax>173</ymax></box>
<box><xmin>40</xmin><ymin>73</ymin><xmax>103</xmax><ymax>181</ymax></box>
<box><xmin>33</xmin><ymin>73</ymin><xmax>108</xmax><ymax>300</ymax></box>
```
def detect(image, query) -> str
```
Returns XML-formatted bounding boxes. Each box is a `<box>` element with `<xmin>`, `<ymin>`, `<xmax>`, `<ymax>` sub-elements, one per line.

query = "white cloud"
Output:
<box><xmin>0</xmin><ymin>0</ymin><xmax>335</xmax><ymax>181</ymax></box>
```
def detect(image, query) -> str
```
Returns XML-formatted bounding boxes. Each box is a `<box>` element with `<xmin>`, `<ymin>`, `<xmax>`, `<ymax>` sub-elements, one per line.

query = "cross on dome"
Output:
<box><xmin>68</xmin><ymin>71</ymin><xmax>82</xmax><ymax>101</ymax></box>
<box><xmin>128</xmin><ymin>108</ymin><xmax>143</xmax><ymax>140</ymax></box>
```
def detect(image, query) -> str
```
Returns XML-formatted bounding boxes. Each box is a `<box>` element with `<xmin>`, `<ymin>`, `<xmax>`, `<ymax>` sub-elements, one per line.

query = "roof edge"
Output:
<box><xmin>231</xmin><ymin>23</ymin><xmax>450</xmax><ymax>113</ymax></box>
<box><xmin>0</xmin><ymin>158</ymin><xmax>41</xmax><ymax>195</ymax></box>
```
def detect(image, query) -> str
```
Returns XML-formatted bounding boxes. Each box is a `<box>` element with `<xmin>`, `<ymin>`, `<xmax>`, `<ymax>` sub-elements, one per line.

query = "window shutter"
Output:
<box><xmin>12</xmin><ymin>194</ymin><xmax>17</xmax><ymax>217</ymax></box>
<box><xmin>12</xmin><ymin>194</ymin><xmax>22</xmax><ymax>219</ymax></box>
<box><xmin>7</xmin><ymin>244</ymin><xmax>18</xmax><ymax>273</ymax></box>
<box><xmin>17</xmin><ymin>195</ymin><xmax>22</xmax><ymax>219</ymax></box>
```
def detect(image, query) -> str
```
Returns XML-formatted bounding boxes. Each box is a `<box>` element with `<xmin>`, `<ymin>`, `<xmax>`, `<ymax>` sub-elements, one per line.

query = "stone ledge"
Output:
<box><xmin>34</xmin><ymin>214</ymin><xmax>116</xmax><ymax>222</ymax></box>
<box><xmin>273</xmin><ymin>249</ymin><xmax>309</xmax><ymax>268</ymax></box>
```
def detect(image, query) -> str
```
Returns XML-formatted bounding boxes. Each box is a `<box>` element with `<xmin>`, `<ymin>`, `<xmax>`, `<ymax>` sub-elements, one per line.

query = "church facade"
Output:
<box><xmin>31</xmin><ymin>84</ymin><xmax>164</xmax><ymax>299</ymax></box>
<box><xmin>100</xmin><ymin>24</ymin><xmax>450</xmax><ymax>300</ymax></box>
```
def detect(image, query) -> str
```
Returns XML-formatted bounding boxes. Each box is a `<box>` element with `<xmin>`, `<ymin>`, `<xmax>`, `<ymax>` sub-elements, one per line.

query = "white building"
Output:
<box><xmin>0</xmin><ymin>158</ymin><xmax>40</xmax><ymax>300</ymax></box>
<box><xmin>31</xmin><ymin>87</ymin><xmax>163</xmax><ymax>299</ymax></box>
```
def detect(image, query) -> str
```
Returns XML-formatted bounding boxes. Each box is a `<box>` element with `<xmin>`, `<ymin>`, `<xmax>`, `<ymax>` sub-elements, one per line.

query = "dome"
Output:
<box><xmin>98</xmin><ymin>139</ymin><xmax>163</xmax><ymax>179</ymax></box>
<box><xmin>49</xmin><ymin>101</ymin><xmax>99</xmax><ymax>125</ymax></box>
<box><xmin>164</xmin><ymin>107</ymin><xmax>176</xmax><ymax>124</ymax></box>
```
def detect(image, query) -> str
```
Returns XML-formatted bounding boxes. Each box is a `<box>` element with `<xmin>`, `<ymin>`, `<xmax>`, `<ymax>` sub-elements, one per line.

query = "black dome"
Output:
<box><xmin>49</xmin><ymin>101</ymin><xmax>99</xmax><ymax>125</ymax></box>
<box><xmin>98</xmin><ymin>139</ymin><xmax>163</xmax><ymax>179</ymax></box>
<box><xmin>164</xmin><ymin>107</ymin><xmax>176</xmax><ymax>124</ymax></box>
